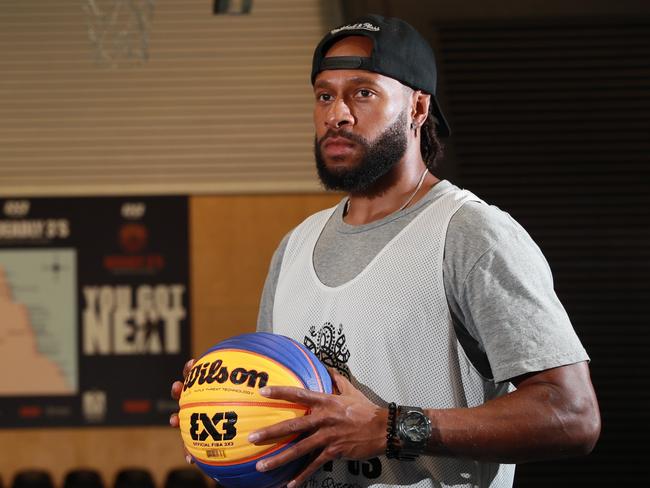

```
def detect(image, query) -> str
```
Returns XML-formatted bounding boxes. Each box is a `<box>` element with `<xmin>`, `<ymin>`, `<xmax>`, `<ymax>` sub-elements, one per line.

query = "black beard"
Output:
<box><xmin>314</xmin><ymin>113</ymin><xmax>408</xmax><ymax>194</ymax></box>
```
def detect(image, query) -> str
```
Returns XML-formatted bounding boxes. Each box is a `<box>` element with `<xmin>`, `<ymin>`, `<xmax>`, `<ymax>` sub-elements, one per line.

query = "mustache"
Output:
<box><xmin>317</xmin><ymin>129</ymin><xmax>367</xmax><ymax>147</ymax></box>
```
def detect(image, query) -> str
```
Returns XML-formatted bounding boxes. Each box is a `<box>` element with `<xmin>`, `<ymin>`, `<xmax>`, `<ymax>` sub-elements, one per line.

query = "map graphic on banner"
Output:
<box><xmin>0</xmin><ymin>249</ymin><xmax>78</xmax><ymax>396</ymax></box>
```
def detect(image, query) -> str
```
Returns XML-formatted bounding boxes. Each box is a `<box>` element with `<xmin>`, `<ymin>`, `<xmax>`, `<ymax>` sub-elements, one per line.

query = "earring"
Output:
<box><xmin>411</xmin><ymin>121</ymin><xmax>419</xmax><ymax>137</ymax></box>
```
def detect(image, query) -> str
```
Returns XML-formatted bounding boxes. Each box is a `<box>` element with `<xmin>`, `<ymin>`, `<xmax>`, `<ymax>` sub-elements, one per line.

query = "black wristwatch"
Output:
<box><xmin>394</xmin><ymin>405</ymin><xmax>432</xmax><ymax>460</ymax></box>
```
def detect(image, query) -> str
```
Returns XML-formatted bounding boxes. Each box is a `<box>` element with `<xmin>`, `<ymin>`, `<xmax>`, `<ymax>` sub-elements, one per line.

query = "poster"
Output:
<box><xmin>0</xmin><ymin>196</ymin><xmax>190</xmax><ymax>427</ymax></box>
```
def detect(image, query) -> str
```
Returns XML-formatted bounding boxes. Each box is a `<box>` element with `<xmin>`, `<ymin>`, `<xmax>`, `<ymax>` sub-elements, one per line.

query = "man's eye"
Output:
<box><xmin>358</xmin><ymin>89</ymin><xmax>373</xmax><ymax>97</ymax></box>
<box><xmin>317</xmin><ymin>93</ymin><xmax>332</xmax><ymax>102</ymax></box>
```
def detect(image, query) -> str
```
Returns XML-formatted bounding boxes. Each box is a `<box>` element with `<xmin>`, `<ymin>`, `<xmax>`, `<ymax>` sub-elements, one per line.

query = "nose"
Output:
<box><xmin>326</xmin><ymin>98</ymin><xmax>354</xmax><ymax>129</ymax></box>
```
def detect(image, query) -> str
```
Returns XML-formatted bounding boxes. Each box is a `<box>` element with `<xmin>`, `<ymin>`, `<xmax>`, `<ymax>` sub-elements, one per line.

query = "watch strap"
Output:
<box><xmin>385</xmin><ymin>402</ymin><xmax>399</xmax><ymax>459</ymax></box>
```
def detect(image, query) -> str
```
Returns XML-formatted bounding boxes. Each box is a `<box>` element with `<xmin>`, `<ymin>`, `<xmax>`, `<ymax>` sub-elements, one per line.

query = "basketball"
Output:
<box><xmin>178</xmin><ymin>332</ymin><xmax>332</xmax><ymax>488</ymax></box>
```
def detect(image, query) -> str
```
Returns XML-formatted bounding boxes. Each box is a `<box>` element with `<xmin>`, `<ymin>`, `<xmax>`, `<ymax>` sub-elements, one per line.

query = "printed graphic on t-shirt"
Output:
<box><xmin>301</xmin><ymin>459</ymin><xmax>383</xmax><ymax>487</ymax></box>
<box><xmin>303</xmin><ymin>321</ymin><xmax>351</xmax><ymax>379</ymax></box>
<box><xmin>302</xmin><ymin>323</ymin><xmax>385</xmax><ymax>486</ymax></box>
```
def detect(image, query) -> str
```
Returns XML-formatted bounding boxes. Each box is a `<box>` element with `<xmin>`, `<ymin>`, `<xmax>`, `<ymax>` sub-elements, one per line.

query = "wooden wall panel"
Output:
<box><xmin>190</xmin><ymin>193</ymin><xmax>341</xmax><ymax>352</ymax></box>
<box><xmin>0</xmin><ymin>427</ymin><xmax>186</xmax><ymax>486</ymax></box>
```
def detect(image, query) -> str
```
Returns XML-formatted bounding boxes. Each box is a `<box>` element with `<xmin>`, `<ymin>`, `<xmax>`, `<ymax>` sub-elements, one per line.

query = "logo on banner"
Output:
<box><xmin>119</xmin><ymin>223</ymin><xmax>148</xmax><ymax>254</ymax></box>
<box><xmin>122</xmin><ymin>399</ymin><xmax>152</xmax><ymax>414</ymax></box>
<box><xmin>82</xmin><ymin>390</ymin><xmax>107</xmax><ymax>423</ymax></box>
<box><xmin>18</xmin><ymin>405</ymin><xmax>44</xmax><ymax>419</ymax></box>
<box><xmin>103</xmin><ymin>202</ymin><xmax>164</xmax><ymax>272</ymax></box>
<box><xmin>3</xmin><ymin>200</ymin><xmax>30</xmax><ymax>218</ymax></box>
<box><xmin>83</xmin><ymin>284</ymin><xmax>186</xmax><ymax>355</ymax></box>
<box><xmin>121</xmin><ymin>202</ymin><xmax>146</xmax><ymax>220</ymax></box>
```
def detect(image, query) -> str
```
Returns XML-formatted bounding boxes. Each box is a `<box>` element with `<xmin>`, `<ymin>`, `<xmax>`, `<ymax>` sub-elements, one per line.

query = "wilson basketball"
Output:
<box><xmin>178</xmin><ymin>332</ymin><xmax>332</xmax><ymax>488</ymax></box>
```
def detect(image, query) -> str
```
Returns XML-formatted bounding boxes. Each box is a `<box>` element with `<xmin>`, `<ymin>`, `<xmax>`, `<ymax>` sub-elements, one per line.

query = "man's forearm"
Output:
<box><xmin>419</xmin><ymin>362</ymin><xmax>600</xmax><ymax>463</ymax></box>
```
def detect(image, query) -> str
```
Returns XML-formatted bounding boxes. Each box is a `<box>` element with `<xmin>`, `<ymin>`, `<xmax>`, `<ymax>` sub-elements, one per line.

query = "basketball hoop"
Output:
<box><xmin>84</xmin><ymin>0</ymin><xmax>155</xmax><ymax>67</ymax></box>
<box><xmin>213</xmin><ymin>0</ymin><xmax>253</xmax><ymax>15</ymax></box>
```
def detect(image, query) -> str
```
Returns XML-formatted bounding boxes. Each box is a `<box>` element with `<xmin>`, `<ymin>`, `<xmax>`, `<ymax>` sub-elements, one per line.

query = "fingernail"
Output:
<box><xmin>185</xmin><ymin>455</ymin><xmax>192</xmax><ymax>464</ymax></box>
<box><xmin>248</xmin><ymin>432</ymin><xmax>260</xmax><ymax>443</ymax></box>
<box><xmin>259</xmin><ymin>387</ymin><xmax>270</xmax><ymax>397</ymax></box>
<box><xmin>287</xmin><ymin>482</ymin><xmax>296</xmax><ymax>488</ymax></box>
<box><xmin>256</xmin><ymin>461</ymin><xmax>268</xmax><ymax>472</ymax></box>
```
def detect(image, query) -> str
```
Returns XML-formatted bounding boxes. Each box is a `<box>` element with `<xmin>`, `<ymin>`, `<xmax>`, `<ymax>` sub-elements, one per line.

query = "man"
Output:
<box><xmin>172</xmin><ymin>14</ymin><xmax>600</xmax><ymax>488</ymax></box>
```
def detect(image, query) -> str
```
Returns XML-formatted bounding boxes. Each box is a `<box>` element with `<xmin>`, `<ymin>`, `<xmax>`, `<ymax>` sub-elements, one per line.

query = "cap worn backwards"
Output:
<box><xmin>311</xmin><ymin>14</ymin><xmax>450</xmax><ymax>137</ymax></box>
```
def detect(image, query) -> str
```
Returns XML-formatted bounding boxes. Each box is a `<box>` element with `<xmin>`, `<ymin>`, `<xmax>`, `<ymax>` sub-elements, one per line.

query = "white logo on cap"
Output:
<box><xmin>330</xmin><ymin>22</ymin><xmax>380</xmax><ymax>35</ymax></box>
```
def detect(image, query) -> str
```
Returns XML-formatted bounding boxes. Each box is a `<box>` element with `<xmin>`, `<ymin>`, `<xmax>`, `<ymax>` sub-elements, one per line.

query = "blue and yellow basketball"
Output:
<box><xmin>178</xmin><ymin>332</ymin><xmax>332</xmax><ymax>488</ymax></box>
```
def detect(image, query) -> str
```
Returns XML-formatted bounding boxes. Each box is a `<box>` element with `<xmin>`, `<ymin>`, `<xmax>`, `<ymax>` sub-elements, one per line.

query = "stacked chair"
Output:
<box><xmin>163</xmin><ymin>469</ymin><xmax>208</xmax><ymax>488</ymax></box>
<box><xmin>11</xmin><ymin>470</ymin><xmax>55</xmax><ymax>488</ymax></box>
<box><xmin>62</xmin><ymin>470</ymin><xmax>103</xmax><ymax>488</ymax></box>
<box><xmin>113</xmin><ymin>470</ymin><xmax>155</xmax><ymax>488</ymax></box>
<box><xmin>6</xmin><ymin>467</ymin><xmax>214</xmax><ymax>488</ymax></box>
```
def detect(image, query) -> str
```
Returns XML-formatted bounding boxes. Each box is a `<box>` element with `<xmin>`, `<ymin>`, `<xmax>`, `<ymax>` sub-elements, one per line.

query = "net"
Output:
<box><xmin>84</xmin><ymin>0</ymin><xmax>156</xmax><ymax>67</ymax></box>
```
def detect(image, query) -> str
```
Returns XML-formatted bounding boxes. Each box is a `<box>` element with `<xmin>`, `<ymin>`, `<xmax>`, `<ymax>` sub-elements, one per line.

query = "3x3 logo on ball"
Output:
<box><xmin>190</xmin><ymin>411</ymin><xmax>238</xmax><ymax>448</ymax></box>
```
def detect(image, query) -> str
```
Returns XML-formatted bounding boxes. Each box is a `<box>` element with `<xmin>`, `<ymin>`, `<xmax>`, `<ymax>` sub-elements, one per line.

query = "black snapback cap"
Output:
<box><xmin>311</xmin><ymin>14</ymin><xmax>450</xmax><ymax>137</ymax></box>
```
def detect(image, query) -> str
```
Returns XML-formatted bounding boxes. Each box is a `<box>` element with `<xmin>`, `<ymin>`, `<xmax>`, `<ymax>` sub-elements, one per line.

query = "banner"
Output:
<box><xmin>0</xmin><ymin>196</ymin><xmax>190</xmax><ymax>427</ymax></box>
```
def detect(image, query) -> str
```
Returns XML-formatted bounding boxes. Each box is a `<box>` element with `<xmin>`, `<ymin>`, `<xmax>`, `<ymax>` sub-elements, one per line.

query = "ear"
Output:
<box><xmin>410</xmin><ymin>91</ymin><xmax>431</xmax><ymax>129</ymax></box>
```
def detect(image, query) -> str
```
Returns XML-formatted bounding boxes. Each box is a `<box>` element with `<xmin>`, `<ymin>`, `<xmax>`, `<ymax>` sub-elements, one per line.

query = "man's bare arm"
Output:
<box><xmin>424</xmin><ymin>361</ymin><xmax>601</xmax><ymax>463</ymax></box>
<box><xmin>251</xmin><ymin>361</ymin><xmax>600</xmax><ymax>487</ymax></box>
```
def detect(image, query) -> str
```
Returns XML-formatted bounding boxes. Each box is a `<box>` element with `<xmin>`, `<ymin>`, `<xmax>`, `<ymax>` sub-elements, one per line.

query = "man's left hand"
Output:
<box><xmin>248</xmin><ymin>369</ymin><xmax>387</xmax><ymax>488</ymax></box>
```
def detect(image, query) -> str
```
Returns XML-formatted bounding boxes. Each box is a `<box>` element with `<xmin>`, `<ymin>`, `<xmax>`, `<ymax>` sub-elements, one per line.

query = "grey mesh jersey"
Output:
<box><xmin>272</xmin><ymin>186</ymin><xmax>515</xmax><ymax>488</ymax></box>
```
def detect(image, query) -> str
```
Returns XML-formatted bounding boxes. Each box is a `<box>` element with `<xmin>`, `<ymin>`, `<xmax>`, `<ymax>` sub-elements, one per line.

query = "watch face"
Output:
<box><xmin>401</xmin><ymin>411</ymin><xmax>429</xmax><ymax>442</ymax></box>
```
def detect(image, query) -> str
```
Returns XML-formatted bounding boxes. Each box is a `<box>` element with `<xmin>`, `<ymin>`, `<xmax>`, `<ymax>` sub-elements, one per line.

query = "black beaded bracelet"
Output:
<box><xmin>385</xmin><ymin>402</ymin><xmax>398</xmax><ymax>459</ymax></box>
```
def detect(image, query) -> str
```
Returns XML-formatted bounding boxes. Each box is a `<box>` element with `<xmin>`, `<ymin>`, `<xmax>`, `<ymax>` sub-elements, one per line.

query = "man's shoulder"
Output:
<box><xmin>448</xmin><ymin>198</ymin><xmax>528</xmax><ymax>251</ymax></box>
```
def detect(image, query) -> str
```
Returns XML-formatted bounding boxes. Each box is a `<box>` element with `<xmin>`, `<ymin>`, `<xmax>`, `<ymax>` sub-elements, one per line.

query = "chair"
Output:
<box><xmin>113</xmin><ymin>469</ymin><xmax>155</xmax><ymax>488</ymax></box>
<box><xmin>63</xmin><ymin>469</ymin><xmax>104</xmax><ymax>488</ymax></box>
<box><xmin>11</xmin><ymin>470</ymin><xmax>54</xmax><ymax>488</ymax></box>
<box><xmin>163</xmin><ymin>468</ymin><xmax>208</xmax><ymax>488</ymax></box>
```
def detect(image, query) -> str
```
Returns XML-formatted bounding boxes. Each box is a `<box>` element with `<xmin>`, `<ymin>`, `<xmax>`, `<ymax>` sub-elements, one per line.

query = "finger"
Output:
<box><xmin>259</xmin><ymin>385</ymin><xmax>327</xmax><ymax>405</ymax></box>
<box><xmin>326</xmin><ymin>367</ymin><xmax>339</xmax><ymax>377</ymax></box>
<box><xmin>326</xmin><ymin>368</ymin><xmax>342</xmax><ymax>395</ymax></box>
<box><xmin>255</xmin><ymin>430</ymin><xmax>326</xmax><ymax>473</ymax></box>
<box><xmin>330</xmin><ymin>370</ymin><xmax>354</xmax><ymax>395</ymax></box>
<box><xmin>182</xmin><ymin>358</ymin><xmax>196</xmax><ymax>379</ymax></box>
<box><xmin>169</xmin><ymin>412</ymin><xmax>180</xmax><ymax>428</ymax></box>
<box><xmin>0</xmin><ymin>266</ymin><xmax>12</xmax><ymax>300</ymax></box>
<box><xmin>185</xmin><ymin>449</ymin><xmax>194</xmax><ymax>465</ymax></box>
<box><xmin>171</xmin><ymin>380</ymin><xmax>184</xmax><ymax>400</ymax></box>
<box><xmin>172</xmin><ymin>419</ymin><xmax>194</xmax><ymax>464</ymax></box>
<box><xmin>286</xmin><ymin>450</ymin><xmax>333</xmax><ymax>488</ymax></box>
<box><xmin>249</xmin><ymin>412</ymin><xmax>320</xmax><ymax>445</ymax></box>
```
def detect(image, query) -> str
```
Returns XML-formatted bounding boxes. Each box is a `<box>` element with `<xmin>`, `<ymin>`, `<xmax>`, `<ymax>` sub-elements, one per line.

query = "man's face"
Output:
<box><xmin>313</xmin><ymin>36</ymin><xmax>411</xmax><ymax>192</ymax></box>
